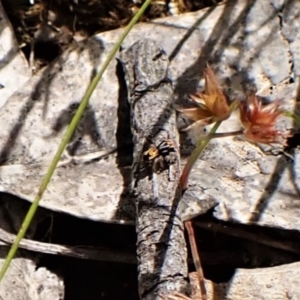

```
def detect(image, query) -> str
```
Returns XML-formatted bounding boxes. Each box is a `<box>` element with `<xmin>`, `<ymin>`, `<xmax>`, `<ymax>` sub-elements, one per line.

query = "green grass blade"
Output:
<box><xmin>0</xmin><ymin>0</ymin><xmax>152</xmax><ymax>282</ymax></box>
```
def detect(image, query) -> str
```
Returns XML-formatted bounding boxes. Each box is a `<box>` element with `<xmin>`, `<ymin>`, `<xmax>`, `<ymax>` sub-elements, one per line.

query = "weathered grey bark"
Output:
<box><xmin>119</xmin><ymin>40</ymin><xmax>189</xmax><ymax>299</ymax></box>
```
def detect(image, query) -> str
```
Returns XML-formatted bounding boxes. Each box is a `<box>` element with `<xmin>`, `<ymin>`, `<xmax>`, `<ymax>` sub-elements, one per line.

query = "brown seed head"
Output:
<box><xmin>179</xmin><ymin>65</ymin><xmax>230</xmax><ymax>126</ymax></box>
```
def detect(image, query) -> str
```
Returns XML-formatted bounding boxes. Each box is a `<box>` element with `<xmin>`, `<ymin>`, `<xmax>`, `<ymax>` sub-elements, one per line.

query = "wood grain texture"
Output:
<box><xmin>119</xmin><ymin>39</ymin><xmax>190</xmax><ymax>299</ymax></box>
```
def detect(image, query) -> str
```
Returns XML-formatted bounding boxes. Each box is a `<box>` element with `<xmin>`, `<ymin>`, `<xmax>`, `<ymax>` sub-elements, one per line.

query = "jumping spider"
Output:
<box><xmin>143</xmin><ymin>139</ymin><xmax>176</xmax><ymax>173</ymax></box>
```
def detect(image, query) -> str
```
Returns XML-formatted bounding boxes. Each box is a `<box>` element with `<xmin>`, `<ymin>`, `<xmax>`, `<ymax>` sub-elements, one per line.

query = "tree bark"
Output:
<box><xmin>119</xmin><ymin>39</ymin><xmax>190</xmax><ymax>299</ymax></box>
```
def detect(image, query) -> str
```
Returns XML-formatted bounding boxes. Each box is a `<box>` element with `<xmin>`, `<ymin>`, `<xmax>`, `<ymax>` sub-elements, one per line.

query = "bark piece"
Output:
<box><xmin>119</xmin><ymin>39</ymin><xmax>189</xmax><ymax>299</ymax></box>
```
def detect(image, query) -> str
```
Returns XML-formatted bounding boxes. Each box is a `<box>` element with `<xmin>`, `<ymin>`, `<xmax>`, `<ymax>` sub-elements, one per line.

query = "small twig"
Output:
<box><xmin>185</xmin><ymin>221</ymin><xmax>207</xmax><ymax>300</ymax></box>
<box><xmin>212</xmin><ymin>129</ymin><xmax>243</xmax><ymax>138</ymax></box>
<box><xmin>0</xmin><ymin>228</ymin><xmax>135</xmax><ymax>263</ymax></box>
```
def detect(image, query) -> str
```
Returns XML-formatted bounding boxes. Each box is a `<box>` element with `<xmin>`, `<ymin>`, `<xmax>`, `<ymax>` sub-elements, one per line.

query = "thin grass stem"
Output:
<box><xmin>0</xmin><ymin>0</ymin><xmax>152</xmax><ymax>282</ymax></box>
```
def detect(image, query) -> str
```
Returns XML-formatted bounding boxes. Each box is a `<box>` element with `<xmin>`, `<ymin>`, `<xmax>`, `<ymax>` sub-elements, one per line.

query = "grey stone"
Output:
<box><xmin>0</xmin><ymin>0</ymin><xmax>299</xmax><ymax>230</ymax></box>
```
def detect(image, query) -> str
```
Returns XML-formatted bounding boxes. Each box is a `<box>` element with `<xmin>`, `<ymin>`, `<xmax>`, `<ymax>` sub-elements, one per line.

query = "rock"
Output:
<box><xmin>0</xmin><ymin>195</ymin><xmax>64</xmax><ymax>300</ymax></box>
<box><xmin>0</xmin><ymin>0</ymin><xmax>299</xmax><ymax>230</ymax></box>
<box><xmin>188</xmin><ymin>263</ymin><xmax>300</xmax><ymax>299</ymax></box>
<box><xmin>0</xmin><ymin>1</ymin><xmax>31</xmax><ymax>109</ymax></box>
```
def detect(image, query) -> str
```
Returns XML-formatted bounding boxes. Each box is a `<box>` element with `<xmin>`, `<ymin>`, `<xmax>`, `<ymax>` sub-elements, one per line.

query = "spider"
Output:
<box><xmin>143</xmin><ymin>139</ymin><xmax>176</xmax><ymax>175</ymax></box>
<box><xmin>143</xmin><ymin>139</ymin><xmax>175</xmax><ymax>161</ymax></box>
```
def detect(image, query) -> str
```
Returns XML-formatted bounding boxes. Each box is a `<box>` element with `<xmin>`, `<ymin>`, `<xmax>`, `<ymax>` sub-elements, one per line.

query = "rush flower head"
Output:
<box><xmin>239</xmin><ymin>93</ymin><xmax>286</xmax><ymax>144</ymax></box>
<box><xmin>179</xmin><ymin>65</ymin><xmax>230</xmax><ymax>127</ymax></box>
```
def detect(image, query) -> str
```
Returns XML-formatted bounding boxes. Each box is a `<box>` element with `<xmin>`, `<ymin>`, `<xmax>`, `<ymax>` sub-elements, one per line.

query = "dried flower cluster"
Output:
<box><xmin>179</xmin><ymin>65</ymin><xmax>288</xmax><ymax>145</ymax></box>
<box><xmin>239</xmin><ymin>93</ymin><xmax>286</xmax><ymax>144</ymax></box>
<box><xmin>178</xmin><ymin>65</ymin><xmax>230</xmax><ymax>126</ymax></box>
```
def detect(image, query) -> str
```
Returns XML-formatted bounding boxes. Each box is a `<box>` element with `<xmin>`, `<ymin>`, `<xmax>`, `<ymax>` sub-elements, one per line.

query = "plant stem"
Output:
<box><xmin>180</xmin><ymin>101</ymin><xmax>238</xmax><ymax>191</ymax></box>
<box><xmin>180</xmin><ymin>120</ymin><xmax>222</xmax><ymax>190</ymax></box>
<box><xmin>212</xmin><ymin>129</ymin><xmax>243</xmax><ymax>138</ymax></box>
<box><xmin>0</xmin><ymin>0</ymin><xmax>152</xmax><ymax>283</ymax></box>
<box><xmin>282</xmin><ymin>110</ymin><xmax>300</xmax><ymax>127</ymax></box>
